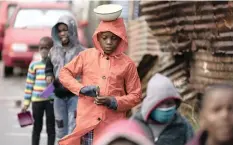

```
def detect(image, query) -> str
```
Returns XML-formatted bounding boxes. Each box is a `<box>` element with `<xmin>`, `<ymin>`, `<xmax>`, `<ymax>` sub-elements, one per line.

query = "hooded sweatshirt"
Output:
<box><xmin>94</xmin><ymin>119</ymin><xmax>154</xmax><ymax>145</ymax></box>
<box><xmin>58</xmin><ymin>18</ymin><xmax>142</xmax><ymax>145</ymax></box>
<box><xmin>131</xmin><ymin>73</ymin><xmax>194</xmax><ymax>145</ymax></box>
<box><xmin>45</xmin><ymin>15</ymin><xmax>84</xmax><ymax>79</ymax></box>
<box><xmin>45</xmin><ymin>15</ymin><xmax>85</xmax><ymax>97</ymax></box>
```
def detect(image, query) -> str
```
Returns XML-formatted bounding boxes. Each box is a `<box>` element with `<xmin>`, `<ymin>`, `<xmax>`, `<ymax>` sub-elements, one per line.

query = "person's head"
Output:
<box><xmin>95</xmin><ymin>119</ymin><xmax>153</xmax><ymax>145</ymax></box>
<box><xmin>38</xmin><ymin>36</ymin><xmax>53</xmax><ymax>59</ymax></box>
<box><xmin>52</xmin><ymin>15</ymin><xmax>78</xmax><ymax>47</ymax></box>
<box><xmin>97</xmin><ymin>31</ymin><xmax>121</xmax><ymax>55</ymax></box>
<box><xmin>57</xmin><ymin>23</ymin><xmax>69</xmax><ymax>46</ymax></box>
<box><xmin>108</xmin><ymin>137</ymin><xmax>139</xmax><ymax>145</ymax></box>
<box><xmin>200</xmin><ymin>84</ymin><xmax>233</xmax><ymax>144</ymax></box>
<box><xmin>93</xmin><ymin>18</ymin><xmax>128</xmax><ymax>56</ymax></box>
<box><xmin>141</xmin><ymin>74</ymin><xmax>181</xmax><ymax>124</ymax></box>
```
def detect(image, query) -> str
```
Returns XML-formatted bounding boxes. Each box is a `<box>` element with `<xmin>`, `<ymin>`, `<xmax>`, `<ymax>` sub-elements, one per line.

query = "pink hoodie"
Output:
<box><xmin>94</xmin><ymin>119</ymin><xmax>154</xmax><ymax>145</ymax></box>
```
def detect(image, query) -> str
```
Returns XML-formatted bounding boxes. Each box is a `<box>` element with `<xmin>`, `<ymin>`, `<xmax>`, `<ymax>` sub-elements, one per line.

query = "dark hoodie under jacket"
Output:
<box><xmin>45</xmin><ymin>15</ymin><xmax>85</xmax><ymax>98</ymax></box>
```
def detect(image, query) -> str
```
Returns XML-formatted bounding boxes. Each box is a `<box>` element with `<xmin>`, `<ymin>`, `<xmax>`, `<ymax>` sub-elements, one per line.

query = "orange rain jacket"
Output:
<box><xmin>58</xmin><ymin>18</ymin><xmax>142</xmax><ymax>145</ymax></box>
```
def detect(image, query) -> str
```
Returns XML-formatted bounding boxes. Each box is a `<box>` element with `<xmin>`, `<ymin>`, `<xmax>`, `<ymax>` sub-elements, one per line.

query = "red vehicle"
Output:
<box><xmin>0</xmin><ymin>1</ymin><xmax>18</xmax><ymax>59</ymax></box>
<box><xmin>2</xmin><ymin>2</ymin><xmax>88</xmax><ymax>77</ymax></box>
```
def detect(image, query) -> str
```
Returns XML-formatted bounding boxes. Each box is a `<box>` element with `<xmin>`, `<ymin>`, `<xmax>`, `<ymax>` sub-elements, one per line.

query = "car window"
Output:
<box><xmin>7</xmin><ymin>4</ymin><xmax>17</xmax><ymax>22</ymax></box>
<box><xmin>14</xmin><ymin>9</ymin><xmax>73</xmax><ymax>28</ymax></box>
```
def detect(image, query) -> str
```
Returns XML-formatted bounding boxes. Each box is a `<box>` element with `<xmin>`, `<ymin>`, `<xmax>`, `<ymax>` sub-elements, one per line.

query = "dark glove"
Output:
<box><xmin>94</xmin><ymin>96</ymin><xmax>118</xmax><ymax>110</ymax></box>
<box><xmin>80</xmin><ymin>85</ymin><xmax>99</xmax><ymax>97</ymax></box>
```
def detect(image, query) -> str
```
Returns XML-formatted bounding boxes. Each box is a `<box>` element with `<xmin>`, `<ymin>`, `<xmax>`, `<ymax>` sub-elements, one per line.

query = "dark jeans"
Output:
<box><xmin>32</xmin><ymin>100</ymin><xmax>55</xmax><ymax>145</ymax></box>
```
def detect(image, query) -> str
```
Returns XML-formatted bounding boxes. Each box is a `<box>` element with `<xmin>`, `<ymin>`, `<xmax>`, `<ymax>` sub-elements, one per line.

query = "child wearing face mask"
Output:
<box><xmin>22</xmin><ymin>36</ymin><xmax>55</xmax><ymax>145</ymax></box>
<box><xmin>131</xmin><ymin>73</ymin><xmax>194</xmax><ymax>145</ymax></box>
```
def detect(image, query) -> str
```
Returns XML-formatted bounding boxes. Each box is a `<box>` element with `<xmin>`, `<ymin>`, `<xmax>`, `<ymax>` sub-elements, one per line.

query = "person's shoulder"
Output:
<box><xmin>49</xmin><ymin>45</ymin><xmax>63</xmax><ymax>54</ymax></box>
<box><xmin>79</xmin><ymin>48</ymin><xmax>97</xmax><ymax>56</ymax></box>
<box><xmin>120</xmin><ymin>53</ymin><xmax>137</xmax><ymax>66</ymax></box>
<box><xmin>29</xmin><ymin>60</ymin><xmax>41</xmax><ymax>66</ymax></box>
<box><xmin>174</xmin><ymin>112</ymin><xmax>193</xmax><ymax>128</ymax></box>
<box><xmin>130</xmin><ymin>109</ymin><xmax>143</xmax><ymax>120</ymax></box>
<box><xmin>28</xmin><ymin>60</ymin><xmax>44</xmax><ymax>71</ymax></box>
<box><xmin>49</xmin><ymin>45</ymin><xmax>57</xmax><ymax>52</ymax></box>
<box><xmin>130</xmin><ymin>110</ymin><xmax>155</xmax><ymax>141</ymax></box>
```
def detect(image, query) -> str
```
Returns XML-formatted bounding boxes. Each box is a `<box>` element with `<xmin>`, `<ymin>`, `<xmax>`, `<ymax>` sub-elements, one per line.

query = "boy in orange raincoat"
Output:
<box><xmin>58</xmin><ymin>18</ymin><xmax>142</xmax><ymax>145</ymax></box>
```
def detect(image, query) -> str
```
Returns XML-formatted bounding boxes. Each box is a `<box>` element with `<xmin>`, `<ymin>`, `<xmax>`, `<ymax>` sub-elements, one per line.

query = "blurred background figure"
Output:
<box><xmin>22</xmin><ymin>36</ymin><xmax>55</xmax><ymax>145</ymax></box>
<box><xmin>94</xmin><ymin>119</ymin><xmax>154</xmax><ymax>145</ymax></box>
<box><xmin>186</xmin><ymin>84</ymin><xmax>233</xmax><ymax>145</ymax></box>
<box><xmin>45</xmin><ymin>15</ymin><xmax>85</xmax><ymax>141</ymax></box>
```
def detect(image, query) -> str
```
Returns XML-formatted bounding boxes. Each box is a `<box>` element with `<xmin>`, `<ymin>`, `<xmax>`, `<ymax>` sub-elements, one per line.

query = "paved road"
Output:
<box><xmin>0</xmin><ymin>62</ymin><xmax>47</xmax><ymax>145</ymax></box>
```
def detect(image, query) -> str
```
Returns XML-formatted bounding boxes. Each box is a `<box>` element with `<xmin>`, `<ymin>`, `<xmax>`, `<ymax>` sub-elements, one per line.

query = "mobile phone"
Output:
<box><xmin>96</xmin><ymin>86</ymin><xmax>100</xmax><ymax>97</ymax></box>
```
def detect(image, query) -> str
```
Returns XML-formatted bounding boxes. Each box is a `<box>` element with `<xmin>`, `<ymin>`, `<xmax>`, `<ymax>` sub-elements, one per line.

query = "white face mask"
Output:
<box><xmin>33</xmin><ymin>52</ymin><xmax>42</xmax><ymax>61</ymax></box>
<box><xmin>40</xmin><ymin>49</ymin><xmax>49</xmax><ymax>59</ymax></box>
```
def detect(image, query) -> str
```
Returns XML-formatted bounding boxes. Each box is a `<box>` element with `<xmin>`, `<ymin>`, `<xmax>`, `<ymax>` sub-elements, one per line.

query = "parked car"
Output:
<box><xmin>0</xmin><ymin>1</ymin><xmax>18</xmax><ymax>59</ymax></box>
<box><xmin>2</xmin><ymin>2</ymin><xmax>88</xmax><ymax>77</ymax></box>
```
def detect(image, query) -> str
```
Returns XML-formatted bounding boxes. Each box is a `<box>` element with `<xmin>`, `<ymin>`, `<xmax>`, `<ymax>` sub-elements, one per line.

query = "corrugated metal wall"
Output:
<box><xmin>128</xmin><ymin>1</ymin><xmax>233</xmax><ymax>99</ymax></box>
<box><xmin>140</xmin><ymin>1</ymin><xmax>233</xmax><ymax>54</ymax></box>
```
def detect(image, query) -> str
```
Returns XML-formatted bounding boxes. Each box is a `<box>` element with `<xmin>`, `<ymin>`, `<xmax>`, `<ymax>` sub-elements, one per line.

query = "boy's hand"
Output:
<box><xmin>94</xmin><ymin>96</ymin><xmax>112</xmax><ymax>106</ymax></box>
<box><xmin>80</xmin><ymin>85</ymin><xmax>99</xmax><ymax>97</ymax></box>
<box><xmin>21</xmin><ymin>105</ymin><xmax>29</xmax><ymax>112</ymax></box>
<box><xmin>94</xmin><ymin>96</ymin><xmax>117</xmax><ymax>110</ymax></box>
<box><xmin>46</xmin><ymin>76</ymin><xmax>54</xmax><ymax>84</ymax></box>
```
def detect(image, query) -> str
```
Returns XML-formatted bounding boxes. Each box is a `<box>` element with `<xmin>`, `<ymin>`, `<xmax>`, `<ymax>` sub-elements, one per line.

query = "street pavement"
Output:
<box><xmin>0</xmin><ymin>62</ymin><xmax>47</xmax><ymax>145</ymax></box>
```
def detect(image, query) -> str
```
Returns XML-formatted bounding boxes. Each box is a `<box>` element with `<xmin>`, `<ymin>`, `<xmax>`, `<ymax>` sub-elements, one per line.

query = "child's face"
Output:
<box><xmin>201</xmin><ymin>89</ymin><xmax>233</xmax><ymax>144</ymax></box>
<box><xmin>97</xmin><ymin>31</ymin><xmax>121</xmax><ymax>55</ymax></box>
<box><xmin>39</xmin><ymin>40</ymin><xmax>51</xmax><ymax>59</ymax></box>
<box><xmin>57</xmin><ymin>23</ymin><xmax>69</xmax><ymax>46</ymax></box>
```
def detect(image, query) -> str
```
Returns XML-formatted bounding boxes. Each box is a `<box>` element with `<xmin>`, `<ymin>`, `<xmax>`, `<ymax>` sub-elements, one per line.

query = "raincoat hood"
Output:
<box><xmin>92</xmin><ymin>18</ymin><xmax>128</xmax><ymax>56</ymax></box>
<box><xmin>141</xmin><ymin>73</ymin><xmax>182</xmax><ymax>121</ymax></box>
<box><xmin>51</xmin><ymin>15</ymin><xmax>79</xmax><ymax>47</ymax></box>
<box><xmin>94</xmin><ymin>119</ymin><xmax>153</xmax><ymax>145</ymax></box>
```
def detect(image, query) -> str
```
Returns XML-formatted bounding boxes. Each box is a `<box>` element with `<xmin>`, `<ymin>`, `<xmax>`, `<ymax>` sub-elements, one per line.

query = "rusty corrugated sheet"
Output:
<box><xmin>139</xmin><ymin>53</ymin><xmax>197</xmax><ymax>101</ymax></box>
<box><xmin>127</xmin><ymin>1</ymin><xmax>233</xmax><ymax>103</ymax></box>
<box><xmin>140</xmin><ymin>1</ymin><xmax>233</xmax><ymax>54</ymax></box>
<box><xmin>128</xmin><ymin>17</ymin><xmax>160</xmax><ymax>65</ymax></box>
<box><xmin>190</xmin><ymin>50</ymin><xmax>233</xmax><ymax>93</ymax></box>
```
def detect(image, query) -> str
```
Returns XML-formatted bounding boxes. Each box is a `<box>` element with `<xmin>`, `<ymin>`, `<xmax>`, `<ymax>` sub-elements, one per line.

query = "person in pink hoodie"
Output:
<box><xmin>58</xmin><ymin>18</ymin><xmax>142</xmax><ymax>145</ymax></box>
<box><xmin>94</xmin><ymin>119</ymin><xmax>153</xmax><ymax>145</ymax></box>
